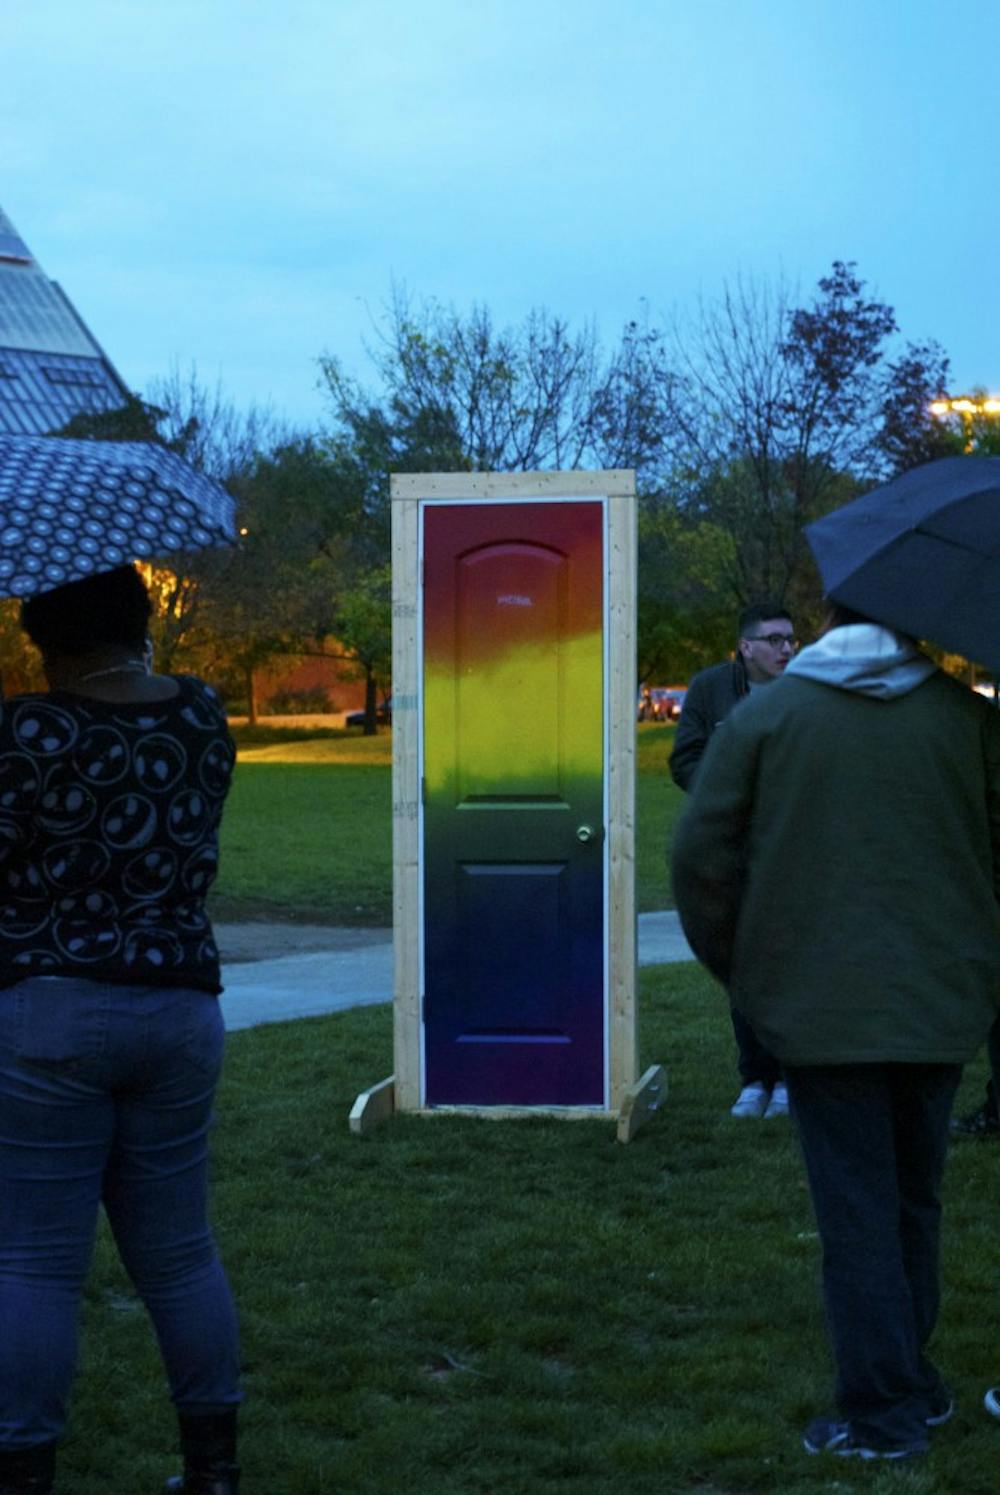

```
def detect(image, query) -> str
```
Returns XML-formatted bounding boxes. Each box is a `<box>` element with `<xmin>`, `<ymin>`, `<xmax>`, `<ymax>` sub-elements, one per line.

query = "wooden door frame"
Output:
<box><xmin>351</xmin><ymin>470</ymin><xmax>666</xmax><ymax>1138</ymax></box>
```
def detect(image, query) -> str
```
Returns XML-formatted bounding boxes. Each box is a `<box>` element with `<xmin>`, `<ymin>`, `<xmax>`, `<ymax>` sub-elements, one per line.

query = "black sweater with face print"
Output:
<box><xmin>0</xmin><ymin>675</ymin><xmax>235</xmax><ymax>993</ymax></box>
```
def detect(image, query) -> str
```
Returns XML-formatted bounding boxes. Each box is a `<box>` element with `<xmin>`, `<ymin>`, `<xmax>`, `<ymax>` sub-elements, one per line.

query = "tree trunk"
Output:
<box><xmin>246</xmin><ymin>663</ymin><xmax>259</xmax><ymax>727</ymax></box>
<box><xmin>363</xmin><ymin>668</ymin><xmax>377</xmax><ymax>735</ymax></box>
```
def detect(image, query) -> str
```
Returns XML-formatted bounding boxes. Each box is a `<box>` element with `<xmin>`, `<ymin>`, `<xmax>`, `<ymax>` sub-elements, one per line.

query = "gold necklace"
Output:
<box><xmin>78</xmin><ymin>659</ymin><xmax>148</xmax><ymax>682</ymax></box>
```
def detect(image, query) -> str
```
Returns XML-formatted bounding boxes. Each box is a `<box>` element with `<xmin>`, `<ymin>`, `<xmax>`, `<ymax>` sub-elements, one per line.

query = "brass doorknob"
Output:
<box><xmin>576</xmin><ymin>824</ymin><xmax>596</xmax><ymax>843</ymax></box>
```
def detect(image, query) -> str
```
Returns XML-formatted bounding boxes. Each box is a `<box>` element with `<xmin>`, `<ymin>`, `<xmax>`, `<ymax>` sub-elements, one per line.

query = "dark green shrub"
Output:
<box><xmin>265</xmin><ymin>686</ymin><xmax>334</xmax><ymax>714</ymax></box>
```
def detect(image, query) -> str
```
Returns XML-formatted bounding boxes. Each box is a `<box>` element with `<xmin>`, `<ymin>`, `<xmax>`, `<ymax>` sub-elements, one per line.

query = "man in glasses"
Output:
<box><xmin>670</xmin><ymin>601</ymin><xmax>797</xmax><ymax>1119</ymax></box>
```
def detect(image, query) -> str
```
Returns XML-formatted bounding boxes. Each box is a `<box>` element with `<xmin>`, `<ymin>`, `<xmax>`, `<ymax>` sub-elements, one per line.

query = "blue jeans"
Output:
<box><xmin>0</xmin><ymin>977</ymin><xmax>241</xmax><ymax>1449</ymax></box>
<box><xmin>785</xmin><ymin>1062</ymin><xmax>961</xmax><ymax>1448</ymax></box>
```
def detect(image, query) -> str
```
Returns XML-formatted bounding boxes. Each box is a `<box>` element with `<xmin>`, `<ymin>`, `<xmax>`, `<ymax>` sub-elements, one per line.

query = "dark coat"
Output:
<box><xmin>669</xmin><ymin>658</ymin><xmax>749</xmax><ymax>790</ymax></box>
<box><xmin>671</xmin><ymin>669</ymin><xmax>1000</xmax><ymax>1066</ymax></box>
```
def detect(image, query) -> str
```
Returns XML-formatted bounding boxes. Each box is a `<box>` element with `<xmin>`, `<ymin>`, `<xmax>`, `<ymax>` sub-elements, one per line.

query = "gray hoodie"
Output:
<box><xmin>784</xmin><ymin>623</ymin><xmax>937</xmax><ymax>700</ymax></box>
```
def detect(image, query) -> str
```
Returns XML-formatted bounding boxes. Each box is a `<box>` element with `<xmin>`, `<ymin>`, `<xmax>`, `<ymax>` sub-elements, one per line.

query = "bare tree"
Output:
<box><xmin>320</xmin><ymin>288</ymin><xmax>663</xmax><ymax>477</ymax></box>
<box><xmin>144</xmin><ymin>361</ymin><xmax>292</xmax><ymax>483</ymax></box>
<box><xmin>654</xmin><ymin>262</ymin><xmax>898</xmax><ymax>612</ymax></box>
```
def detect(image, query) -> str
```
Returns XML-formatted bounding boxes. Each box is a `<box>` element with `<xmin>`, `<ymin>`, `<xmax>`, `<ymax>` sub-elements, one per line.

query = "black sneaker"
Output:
<box><xmin>803</xmin><ymin>1417</ymin><xmax>928</xmax><ymax>1460</ymax></box>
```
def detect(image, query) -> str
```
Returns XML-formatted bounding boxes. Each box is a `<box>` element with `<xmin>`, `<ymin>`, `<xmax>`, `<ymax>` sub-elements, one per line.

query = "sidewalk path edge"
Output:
<box><xmin>219</xmin><ymin>911</ymin><xmax>694</xmax><ymax>1033</ymax></box>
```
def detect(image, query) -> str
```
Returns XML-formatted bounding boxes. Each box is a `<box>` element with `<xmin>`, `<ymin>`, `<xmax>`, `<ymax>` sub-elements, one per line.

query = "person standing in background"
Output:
<box><xmin>669</xmin><ymin>601</ymin><xmax>797</xmax><ymax>1119</ymax></box>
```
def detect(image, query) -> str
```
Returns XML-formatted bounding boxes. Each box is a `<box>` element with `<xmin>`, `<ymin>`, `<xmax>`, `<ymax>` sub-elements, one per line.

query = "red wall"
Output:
<box><xmin>254</xmin><ymin>652</ymin><xmax>370</xmax><ymax>712</ymax></box>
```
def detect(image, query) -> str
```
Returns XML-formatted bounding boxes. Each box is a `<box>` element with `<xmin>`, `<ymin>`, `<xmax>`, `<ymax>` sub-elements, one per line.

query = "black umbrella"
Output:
<box><xmin>804</xmin><ymin>456</ymin><xmax>1000</xmax><ymax>673</ymax></box>
<box><xmin>0</xmin><ymin>434</ymin><xmax>236</xmax><ymax>598</ymax></box>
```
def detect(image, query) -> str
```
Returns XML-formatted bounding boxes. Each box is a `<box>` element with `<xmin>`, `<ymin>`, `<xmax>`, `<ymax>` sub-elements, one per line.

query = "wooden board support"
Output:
<box><xmin>347</xmin><ymin>1089</ymin><xmax>667</xmax><ymax>1138</ymax></box>
<box><xmin>607</xmin><ymin>476</ymin><xmax>639</xmax><ymax>1116</ymax></box>
<box><xmin>348</xmin><ymin>1071</ymin><xmax>670</xmax><ymax>1139</ymax></box>
<box><xmin>390</xmin><ymin>492</ymin><xmax>421</xmax><ymax>1113</ymax></box>
<box><xmin>616</xmin><ymin>1064</ymin><xmax>668</xmax><ymax>1144</ymax></box>
<box><xmin>349</xmin><ymin>1075</ymin><xmax>396</xmax><ymax>1136</ymax></box>
<box><xmin>411</xmin><ymin>1106</ymin><xmax>618</xmax><ymax>1124</ymax></box>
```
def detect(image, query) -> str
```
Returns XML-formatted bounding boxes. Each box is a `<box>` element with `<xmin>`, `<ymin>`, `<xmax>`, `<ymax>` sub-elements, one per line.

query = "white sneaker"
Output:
<box><xmin>763</xmin><ymin>1082</ymin><xmax>789</xmax><ymax>1118</ymax></box>
<box><xmin>985</xmin><ymin>1386</ymin><xmax>1000</xmax><ymax>1420</ymax></box>
<box><xmin>731</xmin><ymin>1082</ymin><xmax>769</xmax><ymax>1118</ymax></box>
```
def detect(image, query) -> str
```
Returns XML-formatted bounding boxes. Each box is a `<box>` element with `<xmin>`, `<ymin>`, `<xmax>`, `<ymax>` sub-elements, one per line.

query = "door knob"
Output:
<box><xmin>576</xmin><ymin>824</ymin><xmax>597</xmax><ymax>843</ymax></box>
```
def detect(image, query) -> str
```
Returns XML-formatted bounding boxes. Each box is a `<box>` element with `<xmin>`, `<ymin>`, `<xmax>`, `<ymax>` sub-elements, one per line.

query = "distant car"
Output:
<box><xmin>346</xmin><ymin>697</ymin><xmax>392</xmax><ymax>728</ymax></box>
<box><xmin>638</xmin><ymin>686</ymin><xmax>686</xmax><ymax>722</ymax></box>
<box><xmin>658</xmin><ymin>687</ymin><xmax>686</xmax><ymax>721</ymax></box>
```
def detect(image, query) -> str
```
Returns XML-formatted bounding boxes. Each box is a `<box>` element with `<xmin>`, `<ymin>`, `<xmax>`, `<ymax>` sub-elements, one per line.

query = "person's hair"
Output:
<box><xmin>737</xmin><ymin>600</ymin><xmax>792</xmax><ymax>640</ymax></box>
<box><xmin>20</xmin><ymin>565</ymin><xmax>152</xmax><ymax>658</ymax></box>
<box><xmin>823</xmin><ymin>600</ymin><xmax>874</xmax><ymax>629</ymax></box>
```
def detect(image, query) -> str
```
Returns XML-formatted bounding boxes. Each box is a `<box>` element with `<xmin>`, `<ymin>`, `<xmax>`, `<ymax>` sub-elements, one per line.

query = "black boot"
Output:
<box><xmin>163</xmin><ymin>1410</ymin><xmax>239</xmax><ymax>1495</ymax></box>
<box><xmin>0</xmin><ymin>1442</ymin><xmax>57</xmax><ymax>1495</ymax></box>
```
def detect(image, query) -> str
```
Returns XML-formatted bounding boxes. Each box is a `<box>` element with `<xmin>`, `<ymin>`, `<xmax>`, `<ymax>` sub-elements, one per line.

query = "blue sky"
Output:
<box><xmin>3</xmin><ymin>0</ymin><xmax>998</xmax><ymax>431</ymax></box>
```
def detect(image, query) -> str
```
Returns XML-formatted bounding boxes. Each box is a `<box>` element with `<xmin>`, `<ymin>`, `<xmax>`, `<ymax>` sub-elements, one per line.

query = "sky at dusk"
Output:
<box><xmin>3</xmin><ymin>0</ymin><xmax>998</xmax><ymax>433</ymax></box>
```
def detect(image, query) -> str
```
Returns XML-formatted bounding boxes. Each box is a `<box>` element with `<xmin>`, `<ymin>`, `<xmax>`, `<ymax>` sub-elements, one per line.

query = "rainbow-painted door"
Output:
<box><xmin>422</xmin><ymin>500</ymin><xmax>606</xmax><ymax>1107</ymax></box>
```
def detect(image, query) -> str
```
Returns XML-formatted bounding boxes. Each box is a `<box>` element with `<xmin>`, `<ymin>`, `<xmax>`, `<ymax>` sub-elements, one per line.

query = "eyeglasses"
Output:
<box><xmin>748</xmin><ymin>633</ymin><xmax>797</xmax><ymax>650</ymax></box>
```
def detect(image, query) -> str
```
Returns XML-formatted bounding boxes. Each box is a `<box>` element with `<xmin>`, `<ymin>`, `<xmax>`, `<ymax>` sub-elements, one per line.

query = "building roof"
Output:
<box><xmin>0</xmin><ymin>206</ymin><xmax>130</xmax><ymax>434</ymax></box>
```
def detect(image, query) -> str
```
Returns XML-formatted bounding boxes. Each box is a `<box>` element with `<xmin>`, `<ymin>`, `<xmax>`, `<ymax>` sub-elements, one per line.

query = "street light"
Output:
<box><xmin>926</xmin><ymin>396</ymin><xmax>1000</xmax><ymax>688</ymax></box>
<box><xmin>928</xmin><ymin>396</ymin><xmax>1000</xmax><ymax>416</ymax></box>
<box><xmin>929</xmin><ymin>394</ymin><xmax>1000</xmax><ymax>453</ymax></box>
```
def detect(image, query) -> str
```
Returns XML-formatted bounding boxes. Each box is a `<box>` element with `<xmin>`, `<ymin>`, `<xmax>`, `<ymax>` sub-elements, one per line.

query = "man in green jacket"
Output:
<box><xmin>672</xmin><ymin>605</ymin><xmax>1000</xmax><ymax>1461</ymax></box>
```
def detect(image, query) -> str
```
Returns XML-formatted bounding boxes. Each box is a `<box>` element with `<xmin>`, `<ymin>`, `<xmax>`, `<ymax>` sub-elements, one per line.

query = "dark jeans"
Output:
<box><xmin>0</xmin><ymin>977</ymin><xmax>241</xmax><ymax>1450</ymax></box>
<box><xmin>785</xmin><ymin>1062</ymin><xmax>961</xmax><ymax>1448</ymax></box>
<box><xmin>730</xmin><ymin>1004</ymin><xmax>781</xmax><ymax>1088</ymax></box>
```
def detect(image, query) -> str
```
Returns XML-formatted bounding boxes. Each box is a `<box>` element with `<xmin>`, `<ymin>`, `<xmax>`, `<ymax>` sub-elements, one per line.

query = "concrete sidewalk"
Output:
<box><xmin>217</xmin><ymin>911</ymin><xmax>694</xmax><ymax>1032</ymax></box>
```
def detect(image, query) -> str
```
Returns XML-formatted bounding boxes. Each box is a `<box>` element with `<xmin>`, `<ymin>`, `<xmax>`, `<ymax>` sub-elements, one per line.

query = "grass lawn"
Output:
<box><xmin>61</xmin><ymin>965</ymin><xmax>997</xmax><ymax>1493</ymax></box>
<box><xmin>211</xmin><ymin>722</ymin><xmax>684</xmax><ymax>924</ymax></box>
<box><xmin>211</xmin><ymin>724</ymin><xmax>393</xmax><ymax>924</ymax></box>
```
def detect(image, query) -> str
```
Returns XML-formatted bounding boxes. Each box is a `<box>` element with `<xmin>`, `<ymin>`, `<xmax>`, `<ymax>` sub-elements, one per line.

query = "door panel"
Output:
<box><xmin>422</xmin><ymin>501</ymin><xmax>605</xmax><ymax>1106</ymax></box>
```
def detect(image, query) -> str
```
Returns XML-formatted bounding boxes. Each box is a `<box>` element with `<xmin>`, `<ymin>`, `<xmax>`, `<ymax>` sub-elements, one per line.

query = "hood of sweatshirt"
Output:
<box><xmin>783</xmin><ymin>623</ymin><xmax>938</xmax><ymax>699</ymax></box>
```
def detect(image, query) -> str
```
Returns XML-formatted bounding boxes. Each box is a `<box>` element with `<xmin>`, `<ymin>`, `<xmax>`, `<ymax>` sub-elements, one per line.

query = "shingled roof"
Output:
<box><xmin>0</xmin><ymin>206</ymin><xmax>130</xmax><ymax>434</ymax></box>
